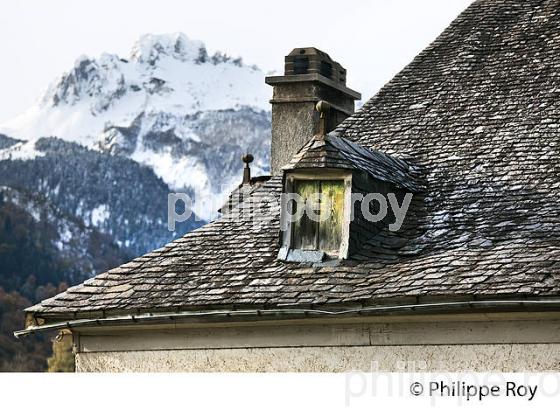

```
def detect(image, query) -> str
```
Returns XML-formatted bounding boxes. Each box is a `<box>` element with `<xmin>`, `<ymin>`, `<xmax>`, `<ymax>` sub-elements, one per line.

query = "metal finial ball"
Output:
<box><xmin>315</xmin><ymin>100</ymin><xmax>331</xmax><ymax>114</ymax></box>
<box><xmin>242</xmin><ymin>153</ymin><xmax>254</xmax><ymax>164</ymax></box>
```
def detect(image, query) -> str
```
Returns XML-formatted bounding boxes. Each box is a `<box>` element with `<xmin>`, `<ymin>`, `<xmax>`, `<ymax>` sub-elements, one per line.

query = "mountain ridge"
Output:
<box><xmin>0</xmin><ymin>32</ymin><xmax>271</xmax><ymax>228</ymax></box>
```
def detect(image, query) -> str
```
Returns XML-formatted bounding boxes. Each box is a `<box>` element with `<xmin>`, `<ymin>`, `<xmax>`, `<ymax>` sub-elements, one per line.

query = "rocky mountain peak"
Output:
<box><xmin>41</xmin><ymin>52</ymin><xmax>125</xmax><ymax>110</ymax></box>
<box><xmin>130</xmin><ymin>32</ymin><xmax>206</xmax><ymax>65</ymax></box>
<box><xmin>0</xmin><ymin>32</ymin><xmax>271</xmax><ymax>224</ymax></box>
<box><xmin>33</xmin><ymin>32</ymin><xmax>265</xmax><ymax>117</ymax></box>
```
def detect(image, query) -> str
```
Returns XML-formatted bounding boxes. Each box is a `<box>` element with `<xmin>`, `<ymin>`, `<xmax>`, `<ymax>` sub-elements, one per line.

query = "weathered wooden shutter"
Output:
<box><xmin>292</xmin><ymin>180</ymin><xmax>344</xmax><ymax>252</ymax></box>
<box><xmin>318</xmin><ymin>180</ymin><xmax>344</xmax><ymax>251</ymax></box>
<box><xmin>292</xmin><ymin>180</ymin><xmax>319</xmax><ymax>250</ymax></box>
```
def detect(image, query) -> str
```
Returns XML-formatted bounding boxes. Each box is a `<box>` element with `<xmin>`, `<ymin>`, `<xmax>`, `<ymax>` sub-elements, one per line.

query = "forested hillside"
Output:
<box><xmin>0</xmin><ymin>188</ymin><xmax>129</xmax><ymax>370</ymax></box>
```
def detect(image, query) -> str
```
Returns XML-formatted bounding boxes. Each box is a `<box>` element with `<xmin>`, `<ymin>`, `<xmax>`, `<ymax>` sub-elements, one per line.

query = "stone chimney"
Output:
<box><xmin>265</xmin><ymin>47</ymin><xmax>361</xmax><ymax>175</ymax></box>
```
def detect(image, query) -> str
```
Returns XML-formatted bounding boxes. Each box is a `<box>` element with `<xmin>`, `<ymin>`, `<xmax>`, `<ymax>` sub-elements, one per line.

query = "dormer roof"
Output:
<box><xmin>283</xmin><ymin>132</ymin><xmax>422</xmax><ymax>193</ymax></box>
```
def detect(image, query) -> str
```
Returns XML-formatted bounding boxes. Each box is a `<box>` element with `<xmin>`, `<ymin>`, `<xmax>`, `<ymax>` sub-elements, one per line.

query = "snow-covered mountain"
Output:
<box><xmin>0</xmin><ymin>32</ymin><xmax>272</xmax><ymax>221</ymax></box>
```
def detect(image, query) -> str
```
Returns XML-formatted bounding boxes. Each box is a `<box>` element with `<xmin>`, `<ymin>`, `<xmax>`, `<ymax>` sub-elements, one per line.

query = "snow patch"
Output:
<box><xmin>130</xmin><ymin>146</ymin><xmax>230</xmax><ymax>221</ymax></box>
<box><xmin>0</xmin><ymin>140</ymin><xmax>45</xmax><ymax>161</ymax></box>
<box><xmin>56</xmin><ymin>225</ymin><xmax>74</xmax><ymax>250</ymax></box>
<box><xmin>91</xmin><ymin>204</ymin><xmax>110</xmax><ymax>227</ymax></box>
<box><xmin>130</xmin><ymin>33</ymin><xmax>204</xmax><ymax>64</ymax></box>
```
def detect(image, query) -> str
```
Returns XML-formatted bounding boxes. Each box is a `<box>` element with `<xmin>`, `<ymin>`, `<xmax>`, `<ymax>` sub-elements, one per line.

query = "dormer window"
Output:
<box><xmin>292</xmin><ymin>180</ymin><xmax>343</xmax><ymax>251</ymax></box>
<box><xmin>276</xmin><ymin>100</ymin><xmax>418</xmax><ymax>264</ymax></box>
<box><xmin>279</xmin><ymin>171</ymin><xmax>351</xmax><ymax>263</ymax></box>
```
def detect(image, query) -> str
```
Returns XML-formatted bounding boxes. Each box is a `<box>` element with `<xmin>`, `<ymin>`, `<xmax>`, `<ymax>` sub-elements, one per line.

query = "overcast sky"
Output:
<box><xmin>0</xmin><ymin>0</ymin><xmax>473</xmax><ymax>122</ymax></box>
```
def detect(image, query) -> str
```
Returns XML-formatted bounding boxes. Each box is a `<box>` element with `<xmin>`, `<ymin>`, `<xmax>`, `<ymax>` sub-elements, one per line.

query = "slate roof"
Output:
<box><xmin>26</xmin><ymin>0</ymin><xmax>560</xmax><ymax>320</ymax></box>
<box><xmin>284</xmin><ymin>134</ymin><xmax>423</xmax><ymax>192</ymax></box>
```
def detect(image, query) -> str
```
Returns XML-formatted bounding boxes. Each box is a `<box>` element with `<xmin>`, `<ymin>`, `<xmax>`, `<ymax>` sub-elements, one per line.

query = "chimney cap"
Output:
<box><xmin>287</xmin><ymin>47</ymin><xmax>333</xmax><ymax>58</ymax></box>
<box><xmin>284</xmin><ymin>47</ymin><xmax>346</xmax><ymax>85</ymax></box>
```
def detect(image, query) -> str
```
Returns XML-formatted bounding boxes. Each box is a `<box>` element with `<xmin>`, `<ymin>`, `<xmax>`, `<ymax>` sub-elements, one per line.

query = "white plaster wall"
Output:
<box><xmin>76</xmin><ymin>344</ymin><xmax>560</xmax><ymax>372</ymax></box>
<box><xmin>73</xmin><ymin>317</ymin><xmax>560</xmax><ymax>372</ymax></box>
